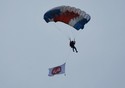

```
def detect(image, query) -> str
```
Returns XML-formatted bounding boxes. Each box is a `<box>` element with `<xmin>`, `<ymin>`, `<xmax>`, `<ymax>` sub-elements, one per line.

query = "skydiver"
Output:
<box><xmin>69</xmin><ymin>38</ymin><xmax>78</xmax><ymax>53</ymax></box>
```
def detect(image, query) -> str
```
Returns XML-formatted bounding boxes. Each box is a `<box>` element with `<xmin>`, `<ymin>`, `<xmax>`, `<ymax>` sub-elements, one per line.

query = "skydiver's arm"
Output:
<box><xmin>69</xmin><ymin>38</ymin><xmax>71</xmax><ymax>41</ymax></box>
<box><xmin>74</xmin><ymin>41</ymin><xmax>76</xmax><ymax>44</ymax></box>
<box><xmin>74</xmin><ymin>38</ymin><xmax>76</xmax><ymax>43</ymax></box>
<box><xmin>74</xmin><ymin>38</ymin><xmax>75</xmax><ymax>41</ymax></box>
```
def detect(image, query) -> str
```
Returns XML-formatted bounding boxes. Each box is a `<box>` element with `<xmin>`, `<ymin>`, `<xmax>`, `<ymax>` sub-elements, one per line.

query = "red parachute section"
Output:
<box><xmin>53</xmin><ymin>11</ymin><xmax>79</xmax><ymax>24</ymax></box>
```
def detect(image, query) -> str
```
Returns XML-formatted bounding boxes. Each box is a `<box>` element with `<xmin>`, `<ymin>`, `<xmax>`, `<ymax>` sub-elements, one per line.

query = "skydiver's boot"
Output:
<box><xmin>74</xmin><ymin>47</ymin><xmax>78</xmax><ymax>53</ymax></box>
<box><xmin>75</xmin><ymin>49</ymin><xmax>78</xmax><ymax>53</ymax></box>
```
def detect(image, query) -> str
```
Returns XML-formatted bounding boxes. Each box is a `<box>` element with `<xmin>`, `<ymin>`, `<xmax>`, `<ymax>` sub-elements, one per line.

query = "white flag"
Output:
<box><xmin>48</xmin><ymin>63</ymin><xmax>66</xmax><ymax>76</ymax></box>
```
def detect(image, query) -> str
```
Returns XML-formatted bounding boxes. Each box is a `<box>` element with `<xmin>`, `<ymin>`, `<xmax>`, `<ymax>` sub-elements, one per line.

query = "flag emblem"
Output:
<box><xmin>48</xmin><ymin>63</ymin><xmax>66</xmax><ymax>76</ymax></box>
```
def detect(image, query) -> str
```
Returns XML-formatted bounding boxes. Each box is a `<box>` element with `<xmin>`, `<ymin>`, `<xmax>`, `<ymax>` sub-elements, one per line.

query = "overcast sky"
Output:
<box><xmin>0</xmin><ymin>0</ymin><xmax>125</xmax><ymax>88</ymax></box>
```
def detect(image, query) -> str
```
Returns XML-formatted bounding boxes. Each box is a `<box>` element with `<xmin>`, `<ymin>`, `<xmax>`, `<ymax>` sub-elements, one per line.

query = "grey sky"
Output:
<box><xmin>0</xmin><ymin>0</ymin><xmax>125</xmax><ymax>88</ymax></box>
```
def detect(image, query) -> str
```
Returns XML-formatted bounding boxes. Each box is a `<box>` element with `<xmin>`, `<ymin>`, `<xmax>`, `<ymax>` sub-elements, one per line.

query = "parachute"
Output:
<box><xmin>43</xmin><ymin>5</ymin><xmax>91</xmax><ymax>30</ymax></box>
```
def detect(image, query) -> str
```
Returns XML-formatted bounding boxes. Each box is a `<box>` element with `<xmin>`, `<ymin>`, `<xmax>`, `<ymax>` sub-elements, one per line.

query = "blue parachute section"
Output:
<box><xmin>44</xmin><ymin>9</ymin><xmax>61</xmax><ymax>23</ymax></box>
<box><xmin>74</xmin><ymin>17</ymin><xmax>90</xmax><ymax>30</ymax></box>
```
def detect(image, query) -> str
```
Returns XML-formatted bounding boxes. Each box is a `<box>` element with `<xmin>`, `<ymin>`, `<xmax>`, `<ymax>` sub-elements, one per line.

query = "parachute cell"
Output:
<box><xmin>44</xmin><ymin>6</ymin><xmax>91</xmax><ymax>30</ymax></box>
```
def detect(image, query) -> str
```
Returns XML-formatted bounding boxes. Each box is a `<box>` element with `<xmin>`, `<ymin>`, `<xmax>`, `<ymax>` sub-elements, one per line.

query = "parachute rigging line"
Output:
<box><xmin>53</xmin><ymin>23</ymin><xmax>70</xmax><ymax>39</ymax></box>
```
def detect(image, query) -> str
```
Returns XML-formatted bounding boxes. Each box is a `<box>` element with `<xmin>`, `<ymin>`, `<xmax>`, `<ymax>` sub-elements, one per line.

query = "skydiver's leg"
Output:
<box><xmin>74</xmin><ymin>47</ymin><xmax>78</xmax><ymax>53</ymax></box>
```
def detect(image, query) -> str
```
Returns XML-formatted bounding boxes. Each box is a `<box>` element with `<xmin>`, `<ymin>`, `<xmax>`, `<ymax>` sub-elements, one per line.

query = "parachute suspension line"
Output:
<box><xmin>64</xmin><ymin>27</ymin><xmax>80</xmax><ymax>41</ymax></box>
<box><xmin>53</xmin><ymin>23</ymin><xmax>70</xmax><ymax>40</ymax></box>
<box><xmin>73</xmin><ymin>31</ymin><xmax>80</xmax><ymax>41</ymax></box>
<box><xmin>64</xmin><ymin>46</ymin><xmax>71</xmax><ymax>63</ymax></box>
<box><xmin>70</xmin><ymin>29</ymin><xmax>77</xmax><ymax>40</ymax></box>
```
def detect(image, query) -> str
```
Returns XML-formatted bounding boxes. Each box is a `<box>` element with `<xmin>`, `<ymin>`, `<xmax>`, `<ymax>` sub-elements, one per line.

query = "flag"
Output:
<box><xmin>48</xmin><ymin>63</ymin><xmax>66</xmax><ymax>76</ymax></box>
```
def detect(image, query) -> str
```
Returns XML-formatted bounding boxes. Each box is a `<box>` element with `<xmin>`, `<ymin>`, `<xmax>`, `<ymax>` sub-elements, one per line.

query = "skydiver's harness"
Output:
<box><xmin>70</xmin><ymin>41</ymin><xmax>75</xmax><ymax>48</ymax></box>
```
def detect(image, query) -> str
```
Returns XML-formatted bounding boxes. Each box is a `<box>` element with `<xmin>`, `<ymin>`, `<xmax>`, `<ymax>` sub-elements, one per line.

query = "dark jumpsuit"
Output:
<box><xmin>70</xmin><ymin>41</ymin><xmax>78</xmax><ymax>53</ymax></box>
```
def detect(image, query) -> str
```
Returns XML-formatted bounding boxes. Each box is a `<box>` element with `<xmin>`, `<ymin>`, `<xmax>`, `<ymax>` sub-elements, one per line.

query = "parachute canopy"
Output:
<box><xmin>43</xmin><ymin>6</ymin><xmax>91</xmax><ymax>30</ymax></box>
